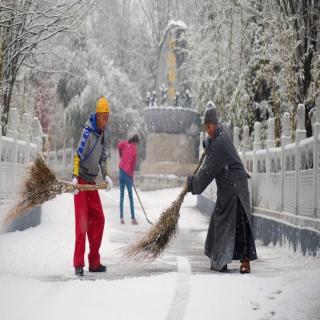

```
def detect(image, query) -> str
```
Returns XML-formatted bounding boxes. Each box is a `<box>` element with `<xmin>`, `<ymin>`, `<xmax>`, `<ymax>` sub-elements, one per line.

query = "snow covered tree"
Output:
<box><xmin>185</xmin><ymin>0</ymin><xmax>249</xmax><ymax>119</ymax></box>
<box><xmin>186</xmin><ymin>0</ymin><xmax>320</xmax><ymax>142</ymax></box>
<box><xmin>60</xmin><ymin>29</ymin><xmax>143</xmax><ymax>149</ymax></box>
<box><xmin>0</xmin><ymin>0</ymin><xmax>94</xmax><ymax>135</ymax></box>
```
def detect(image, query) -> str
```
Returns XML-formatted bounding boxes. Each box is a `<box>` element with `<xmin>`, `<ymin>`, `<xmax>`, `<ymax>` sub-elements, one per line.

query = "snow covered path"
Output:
<box><xmin>0</xmin><ymin>187</ymin><xmax>320</xmax><ymax>320</ymax></box>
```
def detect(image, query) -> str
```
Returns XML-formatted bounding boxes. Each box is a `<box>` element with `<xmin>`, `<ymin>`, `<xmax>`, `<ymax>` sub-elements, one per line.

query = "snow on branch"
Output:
<box><xmin>0</xmin><ymin>0</ymin><xmax>95</xmax><ymax>81</ymax></box>
<box><xmin>0</xmin><ymin>0</ymin><xmax>96</xmax><ymax>134</ymax></box>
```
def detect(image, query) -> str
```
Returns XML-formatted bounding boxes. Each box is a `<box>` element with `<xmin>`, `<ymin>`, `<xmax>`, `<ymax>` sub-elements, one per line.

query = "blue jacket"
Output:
<box><xmin>73</xmin><ymin>113</ymin><xmax>108</xmax><ymax>183</ymax></box>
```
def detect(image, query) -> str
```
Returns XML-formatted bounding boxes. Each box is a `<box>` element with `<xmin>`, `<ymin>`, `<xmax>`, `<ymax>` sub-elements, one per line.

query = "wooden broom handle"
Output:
<box><xmin>76</xmin><ymin>183</ymin><xmax>108</xmax><ymax>191</ymax></box>
<box><xmin>192</xmin><ymin>151</ymin><xmax>207</xmax><ymax>174</ymax></box>
<box><xmin>62</xmin><ymin>181</ymin><xmax>109</xmax><ymax>191</ymax></box>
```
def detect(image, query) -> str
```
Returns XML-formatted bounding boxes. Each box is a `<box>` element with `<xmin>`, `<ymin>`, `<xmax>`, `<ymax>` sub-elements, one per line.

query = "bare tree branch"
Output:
<box><xmin>0</xmin><ymin>0</ymin><xmax>95</xmax><ymax>134</ymax></box>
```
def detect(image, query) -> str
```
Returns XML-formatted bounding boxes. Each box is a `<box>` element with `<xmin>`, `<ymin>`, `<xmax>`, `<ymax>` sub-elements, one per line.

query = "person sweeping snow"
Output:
<box><xmin>117</xmin><ymin>134</ymin><xmax>140</xmax><ymax>225</ymax></box>
<box><xmin>187</xmin><ymin>102</ymin><xmax>257</xmax><ymax>273</ymax></box>
<box><xmin>72</xmin><ymin>96</ymin><xmax>113</xmax><ymax>276</ymax></box>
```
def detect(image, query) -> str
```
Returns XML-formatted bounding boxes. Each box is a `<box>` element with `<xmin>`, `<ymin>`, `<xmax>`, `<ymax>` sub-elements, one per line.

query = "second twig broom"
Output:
<box><xmin>3</xmin><ymin>154</ymin><xmax>108</xmax><ymax>226</ymax></box>
<box><xmin>123</xmin><ymin>151</ymin><xmax>207</xmax><ymax>260</ymax></box>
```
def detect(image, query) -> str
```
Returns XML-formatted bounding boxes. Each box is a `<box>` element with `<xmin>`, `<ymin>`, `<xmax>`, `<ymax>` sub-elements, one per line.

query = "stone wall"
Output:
<box><xmin>140</xmin><ymin>133</ymin><xmax>198</xmax><ymax>177</ymax></box>
<box><xmin>135</xmin><ymin>174</ymin><xmax>186</xmax><ymax>191</ymax></box>
<box><xmin>141</xmin><ymin>106</ymin><xmax>200</xmax><ymax>179</ymax></box>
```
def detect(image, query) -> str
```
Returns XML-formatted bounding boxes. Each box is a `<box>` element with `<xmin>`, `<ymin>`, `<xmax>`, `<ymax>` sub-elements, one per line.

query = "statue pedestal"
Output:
<box><xmin>140</xmin><ymin>133</ymin><xmax>198</xmax><ymax>176</ymax></box>
<box><xmin>138</xmin><ymin>107</ymin><xmax>200</xmax><ymax>190</ymax></box>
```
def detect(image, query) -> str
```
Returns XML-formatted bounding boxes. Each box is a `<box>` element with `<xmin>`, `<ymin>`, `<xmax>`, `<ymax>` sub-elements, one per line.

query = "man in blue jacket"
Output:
<box><xmin>72</xmin><ymin>96</ymin><xmax>113</xmax><ymax>276</ymax></box>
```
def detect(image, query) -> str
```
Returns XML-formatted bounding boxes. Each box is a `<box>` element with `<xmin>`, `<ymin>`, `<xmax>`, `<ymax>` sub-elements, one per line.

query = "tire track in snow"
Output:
<box><xmin>165</xmin><ymin>256</ymin><xmax>191</xmax><ymax>320</ymax></box>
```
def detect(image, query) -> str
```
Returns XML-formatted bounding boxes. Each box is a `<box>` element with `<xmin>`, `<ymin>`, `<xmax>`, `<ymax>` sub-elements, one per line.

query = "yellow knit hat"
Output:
<box><xmin>96</xmin><ymin>96</ymin><xmax>110</xmax><ymax>113</ymax></box>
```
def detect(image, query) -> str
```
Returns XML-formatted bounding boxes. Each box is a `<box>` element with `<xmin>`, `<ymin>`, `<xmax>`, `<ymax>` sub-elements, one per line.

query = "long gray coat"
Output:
<box><xmin>189</xmin><ymin>123</ymin><xmax>257</xmax><ymax>270</ymax></box>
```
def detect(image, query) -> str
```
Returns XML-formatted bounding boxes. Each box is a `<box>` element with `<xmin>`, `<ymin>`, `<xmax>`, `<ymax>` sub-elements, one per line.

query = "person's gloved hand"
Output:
<box><xmin>104</xmin><ymin>175</ymin><xmax>113</xmax><ymax>191</ymax></box>
<box><xmin>202</xmin><ymin>137</ymin><xmax>212</xmax><ymax>151</ymax></box>
<box><xmin>72</xmin><ymin>177</ymin><xmax>79</xmax><ymax>195</ymax></box>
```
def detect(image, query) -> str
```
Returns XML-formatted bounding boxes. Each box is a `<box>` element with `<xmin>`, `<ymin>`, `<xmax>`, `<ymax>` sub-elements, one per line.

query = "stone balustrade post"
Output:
<box><xmin>296</xmin><ymin>104</ymin><xmax>306</xmax><ymax>141</ymax></box>
<box><xmin>253</xmin><ymin>122</ymin><xmax>261</xmax><ymax>171</ymax></box>
<box><xmin>20</xmin><ymin>112</ymin><xmax>31</xmax><ymax>142</ymax></box>
<box><xmin>21</xmin><ymin>113</ymin><xmax>31</xmax><ymax>165</ymax></box>
<box><xmin>252</xmin><ymin>122</ymin><xmax>261</xmax><ymax>209</ymax></box>
<box><xmin>31</xmin><ymin>117</ymin><xmax>43</xmax><ymax>151</ymax></box>
<box><xmin>266</xmin><ymin>118</ymin><xmax>276</xmax><ymax>149</ymax></box>
<box><xmin>7</xmin><ymin>108</ymin><xmax>19</xmax><ymax>188</ymax></box>
<box><xmin>243</xmin><ymin>125</ymin><xmax>250</xmax><ymax>151</ymax></box>
<box><xmin>280</xmin><ymin>112</ymin><xmax>291</xmax><ymax>211</ymax></box>
<box><xmin>313</xmin><ymin>97</ymin><xmax>320</xmax><ymax>218</ymax></box>
<box><xmin>281</xmin><ymin>112</ymin><xmax>291</xmax><ymax>145</ymax></box>
<box><xmin>241</xmin><ymin>125</ymin><xmax>250</xmax><ymax>171</ymax></box>
<box><xmin>266</xmin><ymin>117</ymin><xmax>276</xmax><ymax>187</ymax></box>
<box><xmin>295</xmin><ymin>104</ymin><xmax>306</xmax><ymax>215</ymax></box>
<box><xmin>7</xmin><ymin>107</ymin><xmax>18</xmax><ymax>139</ymax></box>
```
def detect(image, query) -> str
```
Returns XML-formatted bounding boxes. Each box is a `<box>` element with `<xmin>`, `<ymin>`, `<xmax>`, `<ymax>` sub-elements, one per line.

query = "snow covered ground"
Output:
<box><xmin>0</xmin><ymin>187</ymin><xmax>320</xmax><ymax>320</ymax></box>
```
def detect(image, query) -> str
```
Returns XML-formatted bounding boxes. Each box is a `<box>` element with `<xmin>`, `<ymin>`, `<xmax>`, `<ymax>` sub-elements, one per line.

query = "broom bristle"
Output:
<box><xmin>3</xmin><ymin>155</ymin><xmax>71</xmax><ymax>225</ymax></box>
<box><xmin>21</xmin><ymin>155</ymin><xmax>57</xmax><ymax>197</ymax></box>
<box><xmin>123</xmin><ymin>152</ymin><xmax>207</xmax><ymax>261</ymax></box>
<box><xmin>3</xmin><ymin>154</ymin><xmax>108</xmax><ymax>226</ymax></box>
<box><xmin>122</xmin><ymin>190</ymin><xmax>187</xmax><ymax>260</ymax></box>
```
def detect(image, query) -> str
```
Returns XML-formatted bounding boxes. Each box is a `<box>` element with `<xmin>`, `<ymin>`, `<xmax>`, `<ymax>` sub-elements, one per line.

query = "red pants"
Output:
<box><xmin>73</xmin><ymin>177</ymin><xmax>105</xmax><ymax>268</ymax></box>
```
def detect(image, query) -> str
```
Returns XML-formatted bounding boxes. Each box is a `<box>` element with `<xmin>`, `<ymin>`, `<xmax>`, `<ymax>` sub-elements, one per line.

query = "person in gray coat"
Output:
<box><xmin>187</xmin><ymin>103</ymin><xmax>257</xmax><ymax>273</ymax></box>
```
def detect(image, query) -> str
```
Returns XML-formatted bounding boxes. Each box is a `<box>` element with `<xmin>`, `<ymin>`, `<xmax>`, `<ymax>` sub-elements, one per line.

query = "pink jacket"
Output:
<box><xmin>117</xmin><ymin>140</ymin><xmax>137</xmax><ymax>177</ymax></box>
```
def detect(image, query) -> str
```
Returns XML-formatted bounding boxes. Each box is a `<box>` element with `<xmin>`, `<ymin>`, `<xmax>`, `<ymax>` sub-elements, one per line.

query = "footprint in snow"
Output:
<box><xmin>267</xmin><ymin>289</ymin><xmax>282</xmax><ymax>300</ymax></box>
<box><xmin>259</xmin><ymin>311</ymin><xmax>276</xmax><ymax>320</ymax></box>
<box><xmin>250</xmin><ymin>301</ymin><xmax>261</xmax><ymax>310</ymax></box>
<box><xmin>272</xmin><ymin>290</ymin><xmax>282</xmax><ymax>295</ymax></box>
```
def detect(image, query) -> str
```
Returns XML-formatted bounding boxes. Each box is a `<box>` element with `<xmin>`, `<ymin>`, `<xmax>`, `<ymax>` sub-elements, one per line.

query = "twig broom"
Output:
<box><xmin>3</xmin><ymin>154</ymin><xmax>108</xmax><ymax>226</ymax></box>
<box><xmin>123</xmin><ymin>151</ymin><xmax>207</xmax><ymax>261</ymax></box>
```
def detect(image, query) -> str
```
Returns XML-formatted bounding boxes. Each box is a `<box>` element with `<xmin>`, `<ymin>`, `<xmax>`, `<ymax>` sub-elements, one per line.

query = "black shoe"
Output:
<box><xmin>211</xmin><ymin>264</ymin><xmax>228</xmax><ymax>272</ymax></box>
<box><xmin>89</xmin><ymin>264</ymin><xmax>107</xmax><ymax>272</ymax></box>
<box><xmin>75</xmin><ymin>266</ymin><xmax>84</xmax><ymax>276</ymax></box>
<box><xmin>221</xmin><ymin>264</ymin><xmax>228</xmax><ymax>272</ymax></box>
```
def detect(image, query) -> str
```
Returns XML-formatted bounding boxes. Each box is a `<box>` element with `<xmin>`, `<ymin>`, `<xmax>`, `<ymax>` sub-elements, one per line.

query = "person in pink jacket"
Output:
<box><xmin>117</xmin><ymin>134</ymin><xmax>140</xmax><ymax>225</ymax></box>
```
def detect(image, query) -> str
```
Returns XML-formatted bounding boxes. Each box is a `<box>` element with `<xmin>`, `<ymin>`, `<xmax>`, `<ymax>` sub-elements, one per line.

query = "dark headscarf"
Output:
<box><xmin>128</xmin><ymin>134</ymin><xmax>140</xmax><ymax>144</ymax></box>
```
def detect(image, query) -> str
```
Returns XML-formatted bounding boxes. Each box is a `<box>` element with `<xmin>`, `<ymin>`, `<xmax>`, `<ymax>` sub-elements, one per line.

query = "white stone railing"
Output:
<box><xmin>0</xmin><ymin>107</ymin><xmax>43</xmax><ymax>202</ymax></box>
<box><xmin>200</xmin><ymin>100</ymin><xmax>320</xmax><ymax>230</ymax></box>
<box><xmin>47</xmin><ymin>144</ymin><xmax>74</xmax><ymax>179</ymax></box>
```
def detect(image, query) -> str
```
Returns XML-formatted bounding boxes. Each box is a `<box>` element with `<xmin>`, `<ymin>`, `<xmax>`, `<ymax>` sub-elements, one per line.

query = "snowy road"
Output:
<box><xmin>0</xmin><ymin>187</ymin><xmax>320</xmax><ymax>320</ymax></box>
